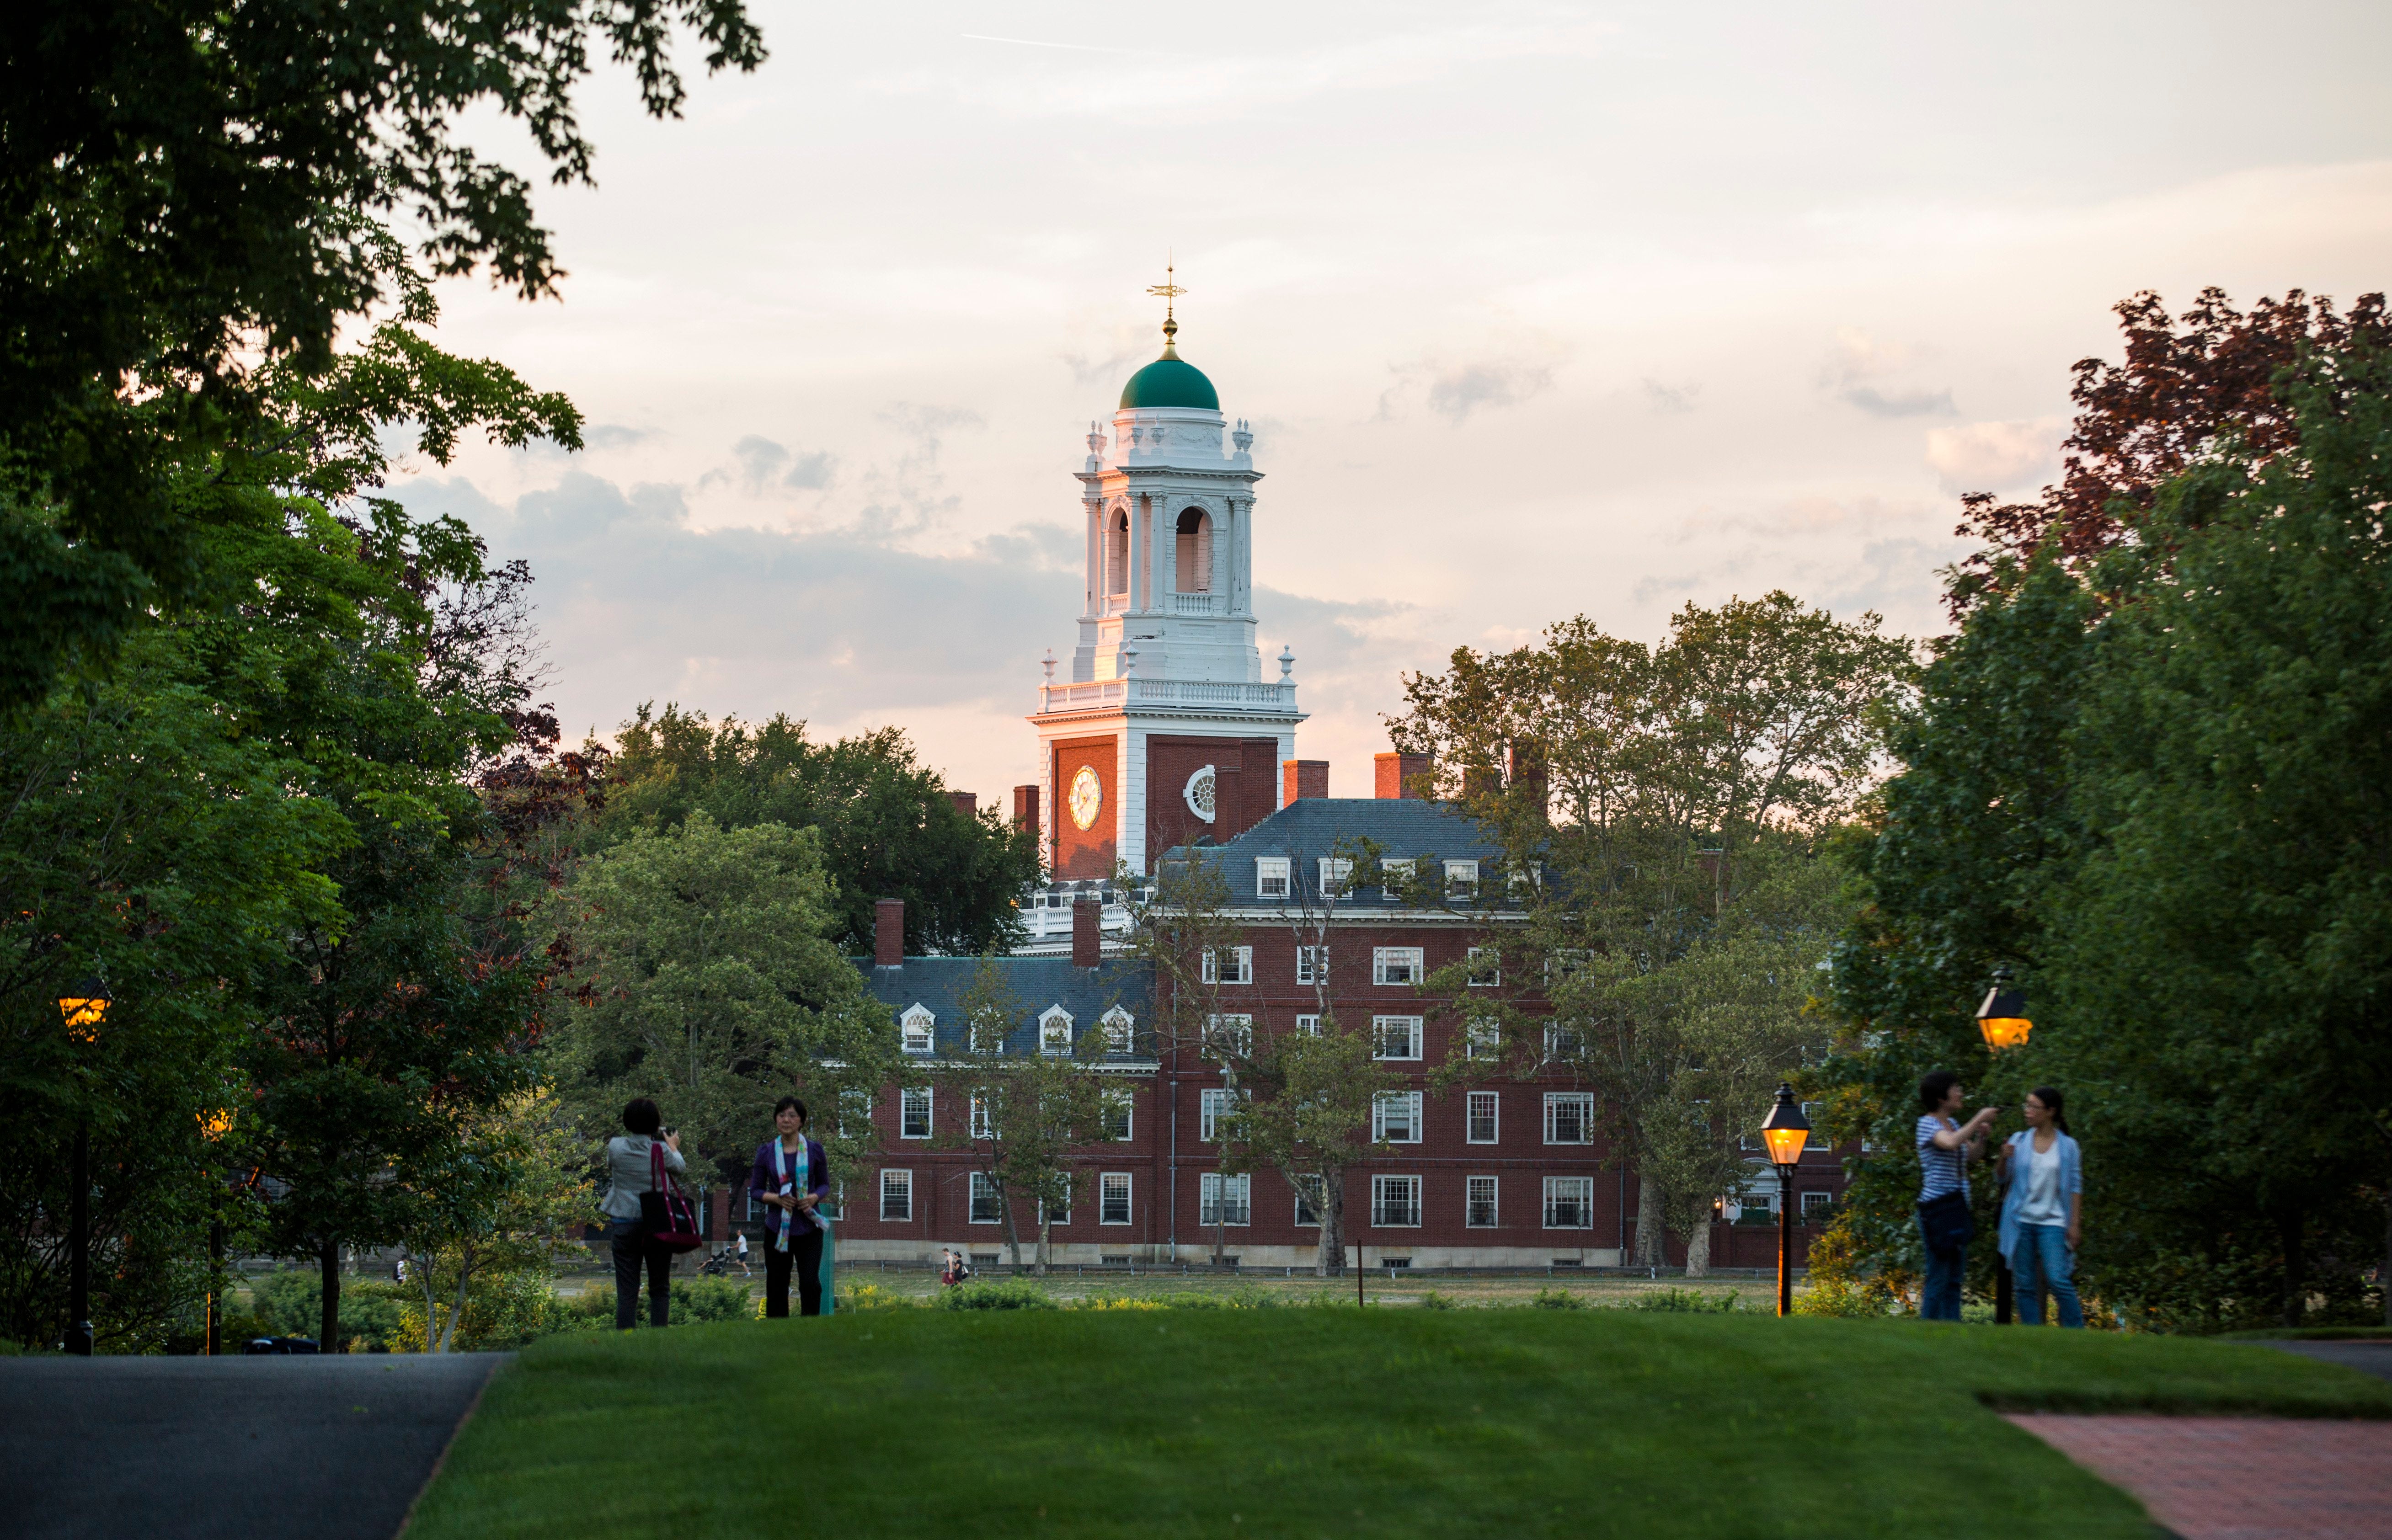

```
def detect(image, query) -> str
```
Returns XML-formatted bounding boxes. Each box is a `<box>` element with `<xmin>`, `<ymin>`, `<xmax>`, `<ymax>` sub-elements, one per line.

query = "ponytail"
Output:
<box><xmin>2032</xmin><ymin>1085</ymin><xmax>2069</xmax><ymax>1136</ymax></box>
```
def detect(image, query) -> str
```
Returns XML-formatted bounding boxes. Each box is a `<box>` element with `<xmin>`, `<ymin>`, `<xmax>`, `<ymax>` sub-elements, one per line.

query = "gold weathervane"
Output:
<box><xmin>1146</xmin><ymin>262</ymin><xmax>1185</xmax><ymax>355</ymax></box>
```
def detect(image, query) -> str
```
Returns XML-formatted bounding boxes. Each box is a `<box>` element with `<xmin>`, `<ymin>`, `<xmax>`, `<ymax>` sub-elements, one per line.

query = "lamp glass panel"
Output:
<box><xmin>1977</xmin><ymin>1017</ymin><xmax>2033</xmax><ymax>1051</ymax></box>
<box><xmin>1762</xmin><ymin>1125</ymin><xmax>1809</xmax><ymax>1166</ymax></box>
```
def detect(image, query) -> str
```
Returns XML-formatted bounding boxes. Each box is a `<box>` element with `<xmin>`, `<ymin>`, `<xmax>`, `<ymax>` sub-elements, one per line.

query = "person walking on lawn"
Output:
<box><xmin>750</xmin><ymin>1097</ymin><xmax>831</xmax><ymax>1317</ymax></box>
<box><xmin>1917</xmin><ymin>1071</ymin><xmax>1998</xmax><ymax>1322</ymax></box>
<box><xmin>602</xmin><ymin>1098</ymin><xmax>686</xmax><ymax>1330</ymax></box>
<box><xmin>1998</xmin><ymin>1086</ymin><xmax>2086</xmax><ymax>1327</ymax></box>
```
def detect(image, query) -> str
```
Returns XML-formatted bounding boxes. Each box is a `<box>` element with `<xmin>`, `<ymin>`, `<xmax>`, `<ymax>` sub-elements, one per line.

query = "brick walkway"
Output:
<box><xmin>2007</xmin><ymin>1414</ymin><xmax>2392</xmax><ymax>1540</ymax></box>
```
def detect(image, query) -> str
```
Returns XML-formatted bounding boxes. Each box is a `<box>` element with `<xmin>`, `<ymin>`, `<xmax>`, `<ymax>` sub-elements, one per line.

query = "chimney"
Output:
<box><xmin>874</xmin><ymin>898</ymin><xmax>904</xmax><ymax>967</ymax></box>
<box><xmin>950</xmin><ymin>791</ymin><xmax>977</xmax><ymax>820</ymax></box>
<box><xmin>1282</xmin><ymin>759</ymin><xmax>1329</xmax><ymax>803</ymax></box>
<box><xmin>1507</xmin><ymin>741</ymin><xmax>1548</xmax><ymax>821</ymax></box>
<box><xmin>1012</xmin><ymin>783</ymin><xmax>1041</xmax><ymax>832</ymax></box>
<box><xmin>1374</xmin><ymin>752</ymin><xmax>1431</xmax><ymax>800</ymax></box>
<box><xmin>1463</xmin><ymin>762</ymin><xmax>1503</xmax><ymax>799</ymax></box>
<box><xmin>1071</xmin><ymin>896</ymin><xmax>1102</xmax><ymax>969</ymax></box>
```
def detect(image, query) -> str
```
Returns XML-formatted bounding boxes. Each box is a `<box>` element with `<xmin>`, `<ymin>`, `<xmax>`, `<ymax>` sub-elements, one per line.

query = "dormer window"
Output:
<box><xmin>1255</xmin><ymin>857</ymin><xmax>1291</xmax><ymax>901</ymax></box>
<box><xmin>1446</xmin><ymin>860</ymin><xmax>1480</xmax><ymax>901</ymax></box>
<box><xmin>1318</xmin><ymin>858</ymin><xmax>1353</xmax><ymax>898</ymax></box>
<box><xmin>1101</xmin><ymin>1006</ymin><xmax>1135</xmax><ymax>1053</ymax></box>
<box><xmin>900</xmin><ymin>1005</ymin><xmax>935</xmax><ymax>1057</ymax></box>
<box><xmin>1039</xmin><ymin>1006</ymin><xmax>1075</xmax><ymax>1057</ymax></box>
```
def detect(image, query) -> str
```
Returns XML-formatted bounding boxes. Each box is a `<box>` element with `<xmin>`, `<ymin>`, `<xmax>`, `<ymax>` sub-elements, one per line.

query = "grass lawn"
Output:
<box><xmin>407</xmin><ymin>1311</ymin><xmax>2392</xmax><ymax>1540</ymax></box>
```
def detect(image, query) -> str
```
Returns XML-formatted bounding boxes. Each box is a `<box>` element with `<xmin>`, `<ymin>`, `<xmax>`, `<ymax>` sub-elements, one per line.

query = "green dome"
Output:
<box><xmin>1119</xmin><ymin>352</ymin><xmax>1219</xmax><ymax>411</ymax></box>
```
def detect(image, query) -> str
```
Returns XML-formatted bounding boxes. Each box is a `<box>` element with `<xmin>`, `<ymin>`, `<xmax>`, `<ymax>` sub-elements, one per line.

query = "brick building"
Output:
<box><xmin>826</xmin><ymin>314</ymin><xmax>1842</xmax><ymax>1269</ymax></box>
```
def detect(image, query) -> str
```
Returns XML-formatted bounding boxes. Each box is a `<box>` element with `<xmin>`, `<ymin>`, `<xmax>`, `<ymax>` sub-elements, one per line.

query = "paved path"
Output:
<box><xmin>2009</xmin><ymin>1413</ymin><xmax>2392</xmax><ymax>1540</ymax></box>
<box><xmin>2263</xmin><ymin>1341</ymin><xmax>2392</xmax><ymax>1385</ymax></box>
<box><xmin>0</xmin><ymin>1354</ymin><xmax>502</xmax><ymax>1540</ymax></box>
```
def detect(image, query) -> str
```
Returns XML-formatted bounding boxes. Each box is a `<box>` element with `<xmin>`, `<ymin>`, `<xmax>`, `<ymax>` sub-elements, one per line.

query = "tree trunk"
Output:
<box><xmin>437</xmin><ymin>1254</ymin><xmax>472</xmax><ymax>1353</ymax></box>
<box><xmin>1683</xmin><ymin>1215</ymin><xmax>1712</xmax><ymax>1279</ymax></box>
<box><xmin>2280</xmin><ymin>1204</ymin><xmax>2307</xmax><ymax>1330</ymax></box>
<box><xmin>417</xmin><ymin>1249</ymin><xmax>439</xmax><ymax>1351</ymax></box>
<box><xmin>1036</xmin><ymin>1210</ymin><xmax>1050</xmax><ymax>1277</ymax></box>
<box><xmin>319</xmin><ymin>1239</ymin><xmax>341</xmax><ymax>1351</ymax></box>
<box><xmin>1633</xmin><ymin>1172</ymin><xmax>1667</xmax><ymax>1269</ymax></box>
<box><xmin>2382</xmin><ymin>1186</ymin><xmax>2392</xmax><ymax>1330</ymax></box>
<box><xmin>1003</xmin><ymin>1193</ymin><xmax>1024</xmax><ymax>1270</ymax></box>
<box><xmin>1319</xmin><ymin>1174</ymin><xmax>1345</xmax><ymax>1278</ymax></box>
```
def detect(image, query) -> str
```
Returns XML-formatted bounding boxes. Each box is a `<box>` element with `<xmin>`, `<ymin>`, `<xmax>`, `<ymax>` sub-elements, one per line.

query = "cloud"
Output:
<box><xmin>1641</xmin><ymin>378</ymin><xmax>1701</xmax><ymax>414</ymax></box>
<box><xmin>584</xmin><ymin>424</ymin><xmax>660</xmax><ymax>450</ymax></box>
<box><xmin>1820</xmin><ymin>327</ymin><xmax>1957</xmax><ymax>418</ymax></box>
<box><xmin>1382</xmin><ymin>346</ymin><xmax>1562</xmax><ymax>425</ymax></box>
<box><xmin>707</xmin><ymin>435</ymin><xmax>840</xmax><ymax>495</ymax></box>
<box><xmin>1924</xmin><ymin>416</ymin><xmax>2066</xmax><ymax>495</ymax></box>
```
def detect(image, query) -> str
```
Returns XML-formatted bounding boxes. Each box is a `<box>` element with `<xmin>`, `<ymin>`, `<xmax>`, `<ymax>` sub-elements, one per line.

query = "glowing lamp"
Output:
<box><xmin>1759</xmin><ymin>1082</ymin><xmax>1810</xmax><ymax>1169</ymax></box>
<box><xmin>59</xmin><ymin>978</ymin><xmax>110</xmax><ymax>1040</ymax></box>
<box><xmin>1976</xmin><ymin>975</ymin><xmax>2032</xmax><ymax>1051</ymax></box>
<box><xmin>199</xmin><ymin>1108</ymin><xmax>234</xmax><ymax>1141</ymax></box>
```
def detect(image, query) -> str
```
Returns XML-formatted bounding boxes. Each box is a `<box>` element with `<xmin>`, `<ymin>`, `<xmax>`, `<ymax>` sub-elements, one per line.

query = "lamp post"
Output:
<box><xmin>58</xmin><ymin>978</ymin><xmax>110</xmax><ymax>1357</ymax></box>
<box><xmin>199</xmin><ymin>1107</ymin><xmax>234</xmax><ymax>1355</ymax></box>
<box><xmin>1974</xmin><ymin>969</ymin><xmax>2034</xmax><ymax>1323</ymax></box>
<box><xmin>1760</xmin><ymin>1084</ymin><xmax>1810</xmax><ymax>1317</ymax></box>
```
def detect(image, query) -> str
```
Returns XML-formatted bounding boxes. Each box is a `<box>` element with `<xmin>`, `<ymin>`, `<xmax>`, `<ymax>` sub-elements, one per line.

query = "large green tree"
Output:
<box><xmin>1</xmin><ymin>0</ymin><xmax>764</xmax><ymax>710</ymax></box>
<box><xmin>597</xmin><ymin>704</ymin><xmax>1042</xmax><ymax>957</ymax></box>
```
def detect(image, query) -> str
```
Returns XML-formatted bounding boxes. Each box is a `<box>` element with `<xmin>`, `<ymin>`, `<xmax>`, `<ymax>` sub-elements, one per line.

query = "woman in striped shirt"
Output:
<box><xmin>1917</xmin><ymin>1070</ymin><xmax>1998</xmax><ymax>1321</ymax></box>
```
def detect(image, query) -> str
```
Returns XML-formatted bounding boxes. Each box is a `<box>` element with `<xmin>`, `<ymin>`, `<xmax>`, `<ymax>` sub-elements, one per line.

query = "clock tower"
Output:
<box><xmin>1027</xmin><ymin>286</ymin><xmax>1305</xmax><ymax>885</ymax></box>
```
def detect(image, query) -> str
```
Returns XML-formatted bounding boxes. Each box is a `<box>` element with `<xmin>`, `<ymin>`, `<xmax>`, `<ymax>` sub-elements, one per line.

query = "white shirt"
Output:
<box><xmin>2017</xmin><ymin>1136</ymin><xmax>2067</xmax><ymax>1225</ymax></box>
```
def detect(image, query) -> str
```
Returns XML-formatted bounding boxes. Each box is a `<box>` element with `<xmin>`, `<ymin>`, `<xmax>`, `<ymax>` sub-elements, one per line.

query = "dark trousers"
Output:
<box><xmin>764</xmin><ymin>1226</ymin><xmax>825</xmax><ymax>1318</ymax></box>
<box><xmin>1918</xmin><ymin>1216</ymin><xmax>1966</xmax><ymax>1321</ymax></box>
<box><xmin>611</xmin><ymin>1218</ymin><xmax>670</xmax><ymax>1329</ymax></box>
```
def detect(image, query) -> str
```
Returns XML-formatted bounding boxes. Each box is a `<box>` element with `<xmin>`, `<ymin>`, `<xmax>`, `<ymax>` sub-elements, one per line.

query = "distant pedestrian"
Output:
<box><xmin>602</xmin><ymin>1098</ymin><xmax>685</xmax><ymax>1329</ymax></box>
<box><xmin>735</xmin><ymin>1231</ymin><xmax>752</xmax><ymax>1278</ymax></box>
<box><xmin>748</xmin><ymin>1097</ymin><xmax>830</xmax><ymax>1317</ymax></box>
<box><xmin>1917</xmin><ymin>1071</ymin><xmax>1998</xmax><ymax>1322</ymax></box>
<box><xmin>1998</xmin><ymin>1086</ymin><xmax>2085</xmax><ymax>1327</ymax></box>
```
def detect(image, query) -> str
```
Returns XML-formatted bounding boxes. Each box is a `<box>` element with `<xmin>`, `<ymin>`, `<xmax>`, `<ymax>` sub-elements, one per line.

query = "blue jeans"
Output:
<box><xmin>1919</xmin><ymin>1216</ymin><xmax>1965</xmax><ymax>1321</ymax></box>
<box><xmin>2012</xmin><ymin>1222</ymin><xmax>2084</xmax><ymax>1327</ymax></box>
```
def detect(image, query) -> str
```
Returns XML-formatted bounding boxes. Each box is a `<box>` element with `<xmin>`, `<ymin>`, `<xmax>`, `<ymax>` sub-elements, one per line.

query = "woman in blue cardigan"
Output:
<box><xmin>749</xmin><ymin>1097</ymin><xmax>832</xmax><ymax>1317</ymax></box>
<box><xmin>1998</xmin><ymin>1086</ymin><xmax>2085</xmax><ymax>1327</ymax></box>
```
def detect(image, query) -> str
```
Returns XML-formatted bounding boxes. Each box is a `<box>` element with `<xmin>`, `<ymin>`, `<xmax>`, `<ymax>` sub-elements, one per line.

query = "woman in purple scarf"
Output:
<box><xmin>749</xmin><ymin>1096</ymin><xmax>831</xmax><ymax>1317</ymax></box>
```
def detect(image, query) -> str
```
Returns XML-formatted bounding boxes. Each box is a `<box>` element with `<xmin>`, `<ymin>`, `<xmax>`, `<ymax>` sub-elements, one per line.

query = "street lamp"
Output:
<box><xmin>1975</xmin><ymin>969</ymin><xmax>2032</xmax><ymax>1052</ymax></box>
<box><xmin>199</xmin><ymin>1106</ymin><xmax>233</xmax><ymax>1355</ymax></box>
<box><xmin>1760</xmin><ymin>1083</ymin><xmax>1810</xmax><ymax>1318</ymax></box>
<box><xmin>58</xmin><ymin>977</ymin><xmax>110</xmax><ymax>1356</ymax></box>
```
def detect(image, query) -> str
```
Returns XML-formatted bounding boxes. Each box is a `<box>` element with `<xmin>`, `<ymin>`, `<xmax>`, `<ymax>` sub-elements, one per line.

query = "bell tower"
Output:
<box><xmin>1027</xmin><ymin>273</ymin><xmax>1305</xmax><ymax>889</ymax></box>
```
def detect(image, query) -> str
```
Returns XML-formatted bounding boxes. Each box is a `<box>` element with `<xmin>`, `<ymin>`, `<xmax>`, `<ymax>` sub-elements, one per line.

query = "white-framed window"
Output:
<box><xmin>1374</xmin><ymin>947</ymin><xmax>1425</xmax><ymax>986</ymax></box>
<box><xmin>969</xmin><ymin>1092</ymin><xmax>993</xmax><ymax>1141</ymax></box>
<box><xmin>1507</xmin><ymin>862</ymin><xmax>1543</xmax><ymax>898</ymax></box>
<box><xmin>1467</xmin><ymin>1175</ymin><xmax>1500</xmax><ymax>1228</ymax></box>
<box><xmin>1465</xmin><ymin>1017</ymin><xmax>1502</xmax><ymax>1060</ymax></box>
<box><xmin>1318</xmin><ymin>858</ymin><xmax>1353</xmax><ymax>897</ymax></box>
<box><xmin>840</xmin><ymin>1089</ymin><xmax>874</xmax><ymax>1138</ymax></box>
<box><xmin>1039</xmin><ymin>1005</ymin><xmax>1074</xmax><ymax>1056</ymax></box>
<box><xmin>1467</xmin><ymin>1090</ymin><xmax>1500</xmax><ymax>1144</ymax></box>
<box><xmin>1544</xmin><ymin>949</ymin><xmax>1591</xmax><ymax>985</ymax></box>
<box><xmin>1801</xmin><ymin>1103</ymin><xmax>1825</xmax><ymax>1155</ymax></box>
<box><xmin>1255</xmin><ymin>858</ymin><xmax>1291</xmax><ymax>901</ymax></box>
<box><xmin>1046</xmin><ymin>1187</ymin><xmax>1071</xmax><ymax>1226</ymax></box>
<box><xmin>1467</xmin><ymin>947</ymin><xmax>1500</xmax><ymax>987</ymax></box>
<box><xmin>901</xmin><ymin>1087</ymin><xmax>934</xmax><ymax>1140</ymax></box>
<box><xmin>1801</xmin><ymin>1190</ymin><xmax>1833</xmax><ymax>1220</ymax></box>
<box><xmin>1199</xmin><ymin>1087</ymin><xmax>1249</xmax><ymax>1142</ymax></box>
<box><xmin>1543</xmin><ymin>1023</ymin><xmax>1586</xmax><ymax>1060</ymax></box>
<box><xmin>1372</xmin><ymin>1174</ymin><xmax>1422</xmax><ymax>1227</ymax></box>
<box><xmin>1100</xmin><ymin>1172</ymin><xmax>1133</xmax><ymax>1225</ymax></box>
<box><xmin>1295</xmin><ymin>1013</ymin><xmax>1323</xmax><ymax>1036</ymax></box>
<box><xmin>1102</xmin><ymin>1089</ymin><xmax>1133</xmax><ymax>1141</ymax></box>
<box><xmin>1544</xmin><ymin>1092</ymin><xmax>1594</xmax><ymax>1145</ymax></box>
<box><xmin>1372</xmin><ymin>1091</ymin><xmax>1424</xmax><ymax>1144</ymax></box>
<box><xmin>880</xmin><ymin>1169</ymin><xmax>913</xmax><ymax>1222</ymax></box>
<box><xmin>1446</xmin><ymin>860</ymin><xmax>1480</xmax><ymax>901</ymax></box>
<box><xmin>1292</xmin><ymin>1173</ymin><xmax>1325</xmax><ymax>1226</ymax></box>
<box><xmin>1202</xmin><ymin>946</ymin><xmax>1253</xmax><ymax>985</ymax></box>
<box><xmin>1543</xmin><ymin>1176</ymin><xmax>1593</xmax><ymax>1228</ymax></box>
<box><xmin>900</xmin><ymin>1004</ymin><xmax>936</xmax><ymax>1056</ymax></box>
<box><xmin>817</xmin><ymin>1184</ymin><xmax>844</xmax><ymax>1221</ymax></box>
<box><xmin>968</xmin><ymin>1172</ymin><xmax>1004</xmax><ymax>1224</ymax></box>
<box><xmin>1371</xmin><ymin>1015</ymin><xmax>1424</xmax><ymax>1060</ymax></box>
<box><xmin>1102</xmin><ymin>1006</ymin><xmax>1135</xmax><ymax>1053</ymax></box>
<box><xmin>1199</xmin><ymin>1172</ymin><xmax>1252</xmax><ymax>1227</ymax></box>
<box><xmin>1202</xmin><ymin>1014</ymin><xmax>1253</xmax><ymax>1059</ymax></box>
<box><xmin>1378</xmin><ymin>857</ymin><xmax>1413</xmax><ymax>900</ymax></box>
<box><xmin>1296</xmin><ymin>946</ymin><xmax>1329</xmax><ymax>986</ymax></box>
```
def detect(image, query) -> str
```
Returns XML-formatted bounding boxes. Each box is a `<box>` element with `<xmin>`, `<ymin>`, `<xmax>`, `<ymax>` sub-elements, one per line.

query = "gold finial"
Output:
<box><xmin>1146</xmin><ymin>259</ymin><xmax>1186</xmax><ymax>357</ymax></box>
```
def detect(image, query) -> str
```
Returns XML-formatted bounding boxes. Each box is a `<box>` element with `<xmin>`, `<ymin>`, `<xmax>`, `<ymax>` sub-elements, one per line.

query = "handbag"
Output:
<box><xmin>638</xmin><ymin>1141</ymin><xmax>704</xmax><ymax>1253</ymax></box>
<box><xmin>1917</xmin><ymin>1189</ymin><xmax>1975</xmax><ymax>1256</ymax></box>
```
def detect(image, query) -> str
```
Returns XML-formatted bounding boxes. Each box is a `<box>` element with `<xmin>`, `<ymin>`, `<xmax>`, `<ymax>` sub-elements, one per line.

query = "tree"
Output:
<box><xmin>1818</xmin><ymin>306</ymin><xmax>2392</xmax><ymax>1329</ymax></box>
<box><xmin>1393</xmin><ymin>596</ymin><xmax>1907</xmax><ymax>1270</ymax></box>
<box><xmin>597</xmin><ymin>705</ymin><xmax>1042</xmax><ymax>957</ymax></box>
<box><xmin>398</xmin><ymin>1086</ymin><xmax>591</xmax><ymax>1353</ymax></box>
<box><xmin>2</xmin><ymin>0</ymin><xmax>764</xmax><ymax>709</ymax></box>
<box><xmin>934</xmin><ymin>956</ymin><xmax>1118</xmax><ymax>1275</ymax></box>
<box><xmin>1228</xmin><ymin>1020</ymin><xmax>1398</xmax><ymax>1280</ymax></box>
<box><xmin>542</xmin><ymin>812</ymin><xmax>894</xmax><ymax>1186</ymax></box>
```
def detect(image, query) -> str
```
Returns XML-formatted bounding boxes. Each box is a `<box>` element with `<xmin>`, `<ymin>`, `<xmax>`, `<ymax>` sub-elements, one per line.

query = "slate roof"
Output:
<box><xmin>851</xmin><ymin>956</ymin><xmax>1153</xmax><ymax>1062</ymax></box>
<box><xmin>1164</xmin><ymin>797</ymin><xmax>1511</xmax><ymax>910</ymax></box>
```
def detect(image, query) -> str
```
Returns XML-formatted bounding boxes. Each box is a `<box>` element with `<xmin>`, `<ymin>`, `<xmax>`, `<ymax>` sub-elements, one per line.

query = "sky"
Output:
<box><xmin>392</xmin><ymin>0</ymin><xmax>2392</xmax><ymax>805</ymax></box>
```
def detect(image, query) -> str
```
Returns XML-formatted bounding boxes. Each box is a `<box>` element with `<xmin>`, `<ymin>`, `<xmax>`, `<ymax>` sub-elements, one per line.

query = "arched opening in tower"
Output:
<box><xmin>1106</xmin><ymin>508</ymin><xmax>1129</xmax><ymax>599</ymax></box>
<box><xmin>1175</xmin><ymin>506</ymin><xmax>1213</xmax><ymax>594</ymax></box>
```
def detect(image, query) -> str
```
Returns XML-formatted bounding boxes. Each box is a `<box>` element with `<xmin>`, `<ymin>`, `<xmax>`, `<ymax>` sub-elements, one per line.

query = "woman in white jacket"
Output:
<box><xmin>602</xmin><ymin>1098</ymin><xmax>686</xmax><ymax>1329</ymax></box>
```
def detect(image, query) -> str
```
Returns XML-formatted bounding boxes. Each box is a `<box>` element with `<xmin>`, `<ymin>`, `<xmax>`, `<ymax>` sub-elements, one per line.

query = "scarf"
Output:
<box><xmin>772</xmin><ymin>1137</ymin><xmax>811</xmax><ymax>1252</ymax></box>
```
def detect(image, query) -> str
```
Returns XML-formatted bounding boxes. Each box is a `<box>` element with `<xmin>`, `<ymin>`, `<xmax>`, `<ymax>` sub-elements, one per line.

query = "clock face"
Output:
<box><xmin>1068</xmin><ymin>765</ymin><xmax>1104</xmax><ymax>831</ymax></box>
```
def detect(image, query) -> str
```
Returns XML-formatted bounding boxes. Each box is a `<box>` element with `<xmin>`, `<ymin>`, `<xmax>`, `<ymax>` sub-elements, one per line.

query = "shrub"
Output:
<box><xmin>251</xmin><ymin>1269</ymin><xmax>409</xmax><ymax>1349</ymax></box>
<box><xmin>1418</xmin><ymin>1291</ymin><xmax>1458</xmax><ymax>1311</ymax></box>
<box><xmin>839</xmin><ymin>1283</ymin><xmax>910</xmax><ymax>1312</ymax></box>
<box><xmin>672</xmin><ymin>1276</ymin><xmax>756</xmax><ymax>1323</ymax></box>
<box><xmin>1532</xmin><ymin>1288</ymin><xmax>1586</xmax><ymax>1310</ymax></box>
<box><xmin>935</xmin><ymin>1279</ymin><xmax>1058</xmax><ymax>1311</ymax></box>
<box><xmin>1794</xmin><ymin>1276</ymin><xmax>1902</xmax><ymax>1318</ymax></box>
<box><xmin>1623</xmin><ymin>1288</ymin><xmax>1740</xmax><ymax>1314</ymax></box>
